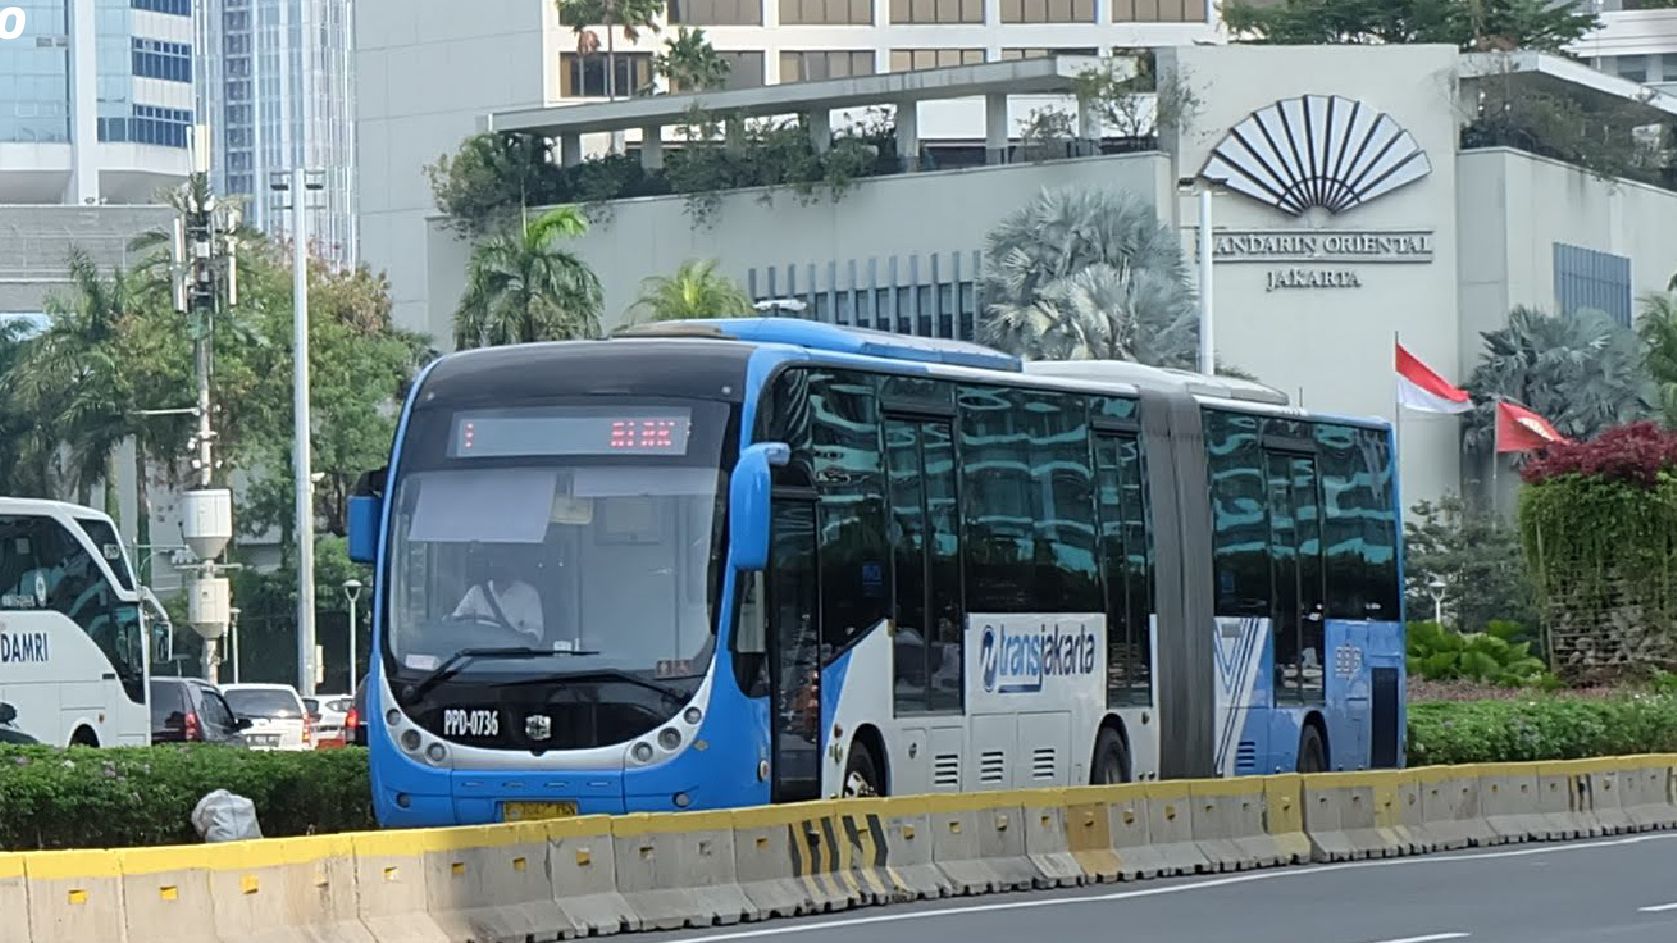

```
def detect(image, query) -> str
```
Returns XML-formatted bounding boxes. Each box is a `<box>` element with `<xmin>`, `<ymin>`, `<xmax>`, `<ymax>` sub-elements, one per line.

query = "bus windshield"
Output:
<box><xmin>385</xmin><ymin>462</ymin><xmax>725</xmax><ymax>695</ymax></box>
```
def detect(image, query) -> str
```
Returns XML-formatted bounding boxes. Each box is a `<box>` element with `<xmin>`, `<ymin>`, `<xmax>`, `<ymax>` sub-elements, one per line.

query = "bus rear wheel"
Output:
<box><xmin>69</xmin><ymin>727</ymin><xmax>98</xmax><ymax>748</ymax></box>
<box><xmin>1296</xmin><ymin>725</ymin><xmax>1326</xmax><ymax>774</ymax></box>
<box><xmin>842</xmin><ymin>743</ymin><xmax>883</xmax><ymax>798</ymax></box>
<box><xmin>1091</xmin><ymin>727</ymin><xmax>1131</xmax><ymax>785</ymax></box>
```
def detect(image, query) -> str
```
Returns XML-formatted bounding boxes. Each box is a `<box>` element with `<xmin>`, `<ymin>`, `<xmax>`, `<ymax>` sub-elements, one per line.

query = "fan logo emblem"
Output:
<box><xmin>1201</xmin><ymin>95</ymin><xmax>1432</xmax><ymax>217</ymax></box>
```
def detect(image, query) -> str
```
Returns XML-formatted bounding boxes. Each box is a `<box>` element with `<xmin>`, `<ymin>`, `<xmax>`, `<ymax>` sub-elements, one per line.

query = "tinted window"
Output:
<box><xmin>1317</xmin><ymin>423</ymin><xmax>1371</xmax><ymax>620</ymax></box>
<box><xmin>74</xmin><ymin>517</ymin><xmax>134</xmax><ymax>591</ymax></box>
<box><xmin>1096</xmin><ymin>434</ymin><xmax>1154</xmax><ymax>706</ymax></box>
<box><xmin>1358</xmin><ymin>427</ymin><xmax>1400</xmax><ymax>620</ymax></box>
<box><xmin>959</xmin><ymin>387</ymin><xmax>1033</xmax><ymax>611</ymax></box>
<box><xmin>200</xmin><ymin>690</ymin><xmax>237</xmax><ymax>730</ymax></box>
<box><xmin>226</xmin><ymin>688</ymin><xmax>302</xmax><ymax>719</ymax></box>
<box><xmin>1205</xmin><ymin>410</ymin><xmax>1268</xmax><ymax>617</ymax></box>
<box><xmin>807</xmin><ymin>371</ymin><xmax>890</xmax><ymax>654</ymax></box>
<box><xmin>149</xmin><ymin>680</ymin><xmax>186</xmax><ymax>722</ymax></box>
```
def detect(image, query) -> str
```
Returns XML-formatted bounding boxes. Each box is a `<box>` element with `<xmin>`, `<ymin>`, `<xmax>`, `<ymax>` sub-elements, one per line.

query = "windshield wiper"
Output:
<box><xmin>493</xmin><ymin>668</ymin><xmax>690</xmax><ymax>704</ymax></box>
<box><xmin>406</xmin><ymin>646</ymin><xmax>594</xmax><ymax>701</ymax></box>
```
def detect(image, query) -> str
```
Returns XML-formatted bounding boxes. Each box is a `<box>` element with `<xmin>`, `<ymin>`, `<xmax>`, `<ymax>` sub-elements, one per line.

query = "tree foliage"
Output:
<box><xmin>1637</xmin><ymin>292</ymin><xmax>1677</xmax><ymax>427</ymax></box>
<box><xmin>454</xmin><ymin>206</ymin><xmax>604</xmax><ymax>349</ymax></box>
<box><xmin>654</xmin><ymin>27</ymin><xmax>731</xmax><ymax>93</ymax></box>
<box><xmin>426</xmin><ymin>133</ymin><xmax>568</xmax><ymax>238</ymax></box>
<box><xmin>1404</xmin><ymin>494</ymin><xmax>1538</xmax><ymax>636</ymax></box>
<box><xmin>1222</xmin><ymin>0</ymin><xmax>1600</xmax><ymax>51</ymax></box>
<box><xmin>979</xmin><ymin>187</ymin><xmax>1198</xmax><ymax>368</ymax></box>
<box><xmin>1462</xmin><ymin>305</ymin><xmax>1651</xmax><ymax>455</ymax></box>
<box><xmin>630</xmin><ymin>258</ymin><xmax>751</xmax><ymax>321</ymax></box>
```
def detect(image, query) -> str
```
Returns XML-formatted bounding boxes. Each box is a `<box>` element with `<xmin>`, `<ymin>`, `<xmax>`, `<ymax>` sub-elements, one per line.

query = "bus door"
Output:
<box><xmin>1264</xmin><ymin>451</ymin><xmax>1327</xmax><ymax>764</ymax></box>
<box><xmin>766</xmin><ymin>496</ymin><xmax>822</xmax><ymax>803</ymax></box>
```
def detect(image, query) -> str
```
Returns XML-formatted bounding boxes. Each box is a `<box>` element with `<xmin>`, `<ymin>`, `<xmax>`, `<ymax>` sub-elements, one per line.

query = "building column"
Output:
<box><xmin>66</xmin><ymin>0</ymin><xmax>99</xmax><ymax>204</ymax></box>
<box><xmin>985</xmin><ymin>93</ymin><xmax>1010</xmax><ymax>165</ymax></box>
<box><xmin>896</xmin><ymin>101</ymin><xmax>920</xmax><ymax>172</ymax></box>
<box><xmin>640</xmin><ymin>125</ymin><xmax>664</xmax><ymax>171</ymax></box>
<box><xmin>725</xmin><ymin>116</ymin><xmax>747</xmax><ymax>156</ymax></box>
<box><xmin>1077</xmin><ymin>96</ymin><xmax>1103</xmax><ymax>157</ymax></box>
<box><xmin>560</xmin><ymin>133</ymin><xmax>583</xmax><ymax>167</ymax></box>
<box><xmin>808</xmin><ymin>110</ymin><xmax>833</xmax><ymax>154</ymax></box>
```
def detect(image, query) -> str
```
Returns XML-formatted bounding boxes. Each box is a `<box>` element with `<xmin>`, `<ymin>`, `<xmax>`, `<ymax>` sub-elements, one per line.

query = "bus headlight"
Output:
<box><xmin>631</xmin><ymin>742</ymin><xmax>655</xmax><ymax>763</ymax></box>
<box><xmin>657</xmin><ymin>727</ymin><xmax>681</xmax><ymax>751</ymax></box>
<box><xmin>683</xmin><ymin>707</ymin><xmax>703</xmax><ymax>726</ymax></box>
<box><xmin>426</xmin><ymin>742</ymin><xmax>448</xmax><ymax>763</ymax></box>
<box><xmin>400</xmin><ymin>729</ymin><xmax>422</xmax><ymax>752</ymax></box>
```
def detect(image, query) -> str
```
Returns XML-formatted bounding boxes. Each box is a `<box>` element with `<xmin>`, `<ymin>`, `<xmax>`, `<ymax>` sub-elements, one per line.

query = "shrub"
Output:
<box><xmin>0</xmin><ymin>745</ymin><xmax>374</xmax><ymax>851</ymax></box>
<box><xmin>1407</xmin><ymin>694</ymin><xmax>1677</xmax><ymax>766</ymax></box>
<box><xmin>1406</xmin><ymin>620</ymin><xmax>1548</xmax><ymax>686</ymax></box>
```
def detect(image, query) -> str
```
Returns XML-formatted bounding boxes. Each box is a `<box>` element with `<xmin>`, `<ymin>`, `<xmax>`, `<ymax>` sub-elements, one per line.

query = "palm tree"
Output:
<box><xmin>454</xmin><ymin>207</ymin><xmax>604</xmax><ymax>349</ymax></box>
<box><xmin>979</xmin><ymin>187</ymin><xmax>1198</xmax><ymax>368</ymax></box>
<box><xmin>556</xmin><ymin>0</ymin><xmax>664</xmax><ymax>100</ymax></box>
<box><xmin>1637</xmin><ymin>291</ymin><xmax>1677</xmax><ymax>426</ymax></box>
<box><xmin>629</xmin><ymin>258</ymin><xmax>751</xmax><ymax>322</ymax></box>
<box><xmin>653</xmin><ymin>28</ymin><xmax>731</xmax><ymax>93</ymax></box>
<box><xmin>1462</xmin><ymin>305</ymin><xmax>1652</xmax><ymax>453</ymax></box>
<box><xmin>5</xmin><ymin>250</ymin><xmax>141</xmax><ymax>516</ymax></box>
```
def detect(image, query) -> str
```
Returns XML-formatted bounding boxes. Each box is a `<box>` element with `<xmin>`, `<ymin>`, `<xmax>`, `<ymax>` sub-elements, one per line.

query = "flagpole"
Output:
<box><xmin>1392</xmin><ymin>331</ymin><xmax>1402</xmax><ymax>469</ymax></box>
<box><xmin>1490</xmin><ymin>395</ymin><xmax>1500</xmax><ymax>518</ymax></box>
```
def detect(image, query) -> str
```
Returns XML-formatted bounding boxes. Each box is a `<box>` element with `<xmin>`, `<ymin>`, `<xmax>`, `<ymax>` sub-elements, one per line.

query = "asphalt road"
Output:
<box><xmin>635</xmin><ymin>833</ymin><xmax>1677</xmax><ymax>943</ymax></box>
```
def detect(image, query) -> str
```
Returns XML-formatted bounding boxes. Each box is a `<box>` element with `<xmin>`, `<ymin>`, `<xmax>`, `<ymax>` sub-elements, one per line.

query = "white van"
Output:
<box><xmin>222</xmin><ymin>683</ymin><xmax>312</xmax><ymax>751</ymax></box>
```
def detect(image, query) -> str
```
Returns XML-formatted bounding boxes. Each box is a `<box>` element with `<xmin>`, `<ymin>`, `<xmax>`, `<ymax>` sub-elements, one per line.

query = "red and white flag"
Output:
<box><xmin>1395</xmin><ymin>342</ymin><xmax>1472</xmax><ymax>414</ymax></box>
<box><xmin>1495</xmin><ymin>401</ymin><xmax>1569</xmax><ymax>453</ymax></box>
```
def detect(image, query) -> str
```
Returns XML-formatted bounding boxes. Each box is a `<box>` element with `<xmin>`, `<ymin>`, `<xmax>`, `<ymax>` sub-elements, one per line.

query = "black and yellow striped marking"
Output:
<box><xmin>788</xmin><ymin>811</ymin><xmax>908</xmax><ymax>903</ymax></box>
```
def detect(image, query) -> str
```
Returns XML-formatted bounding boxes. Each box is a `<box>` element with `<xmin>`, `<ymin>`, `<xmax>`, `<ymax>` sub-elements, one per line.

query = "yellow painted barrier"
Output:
<box><xmin>5</xmin><ymin>754</ymin><xmax>1677</xmax><ymax>943</ymax></box>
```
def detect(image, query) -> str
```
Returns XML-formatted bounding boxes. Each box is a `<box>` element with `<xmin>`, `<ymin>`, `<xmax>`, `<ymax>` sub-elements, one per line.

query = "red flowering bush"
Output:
<box><xmin>1521</xmin><ymin>421</ymin><xmax>1677</xmax><ymax>489</ymax></box>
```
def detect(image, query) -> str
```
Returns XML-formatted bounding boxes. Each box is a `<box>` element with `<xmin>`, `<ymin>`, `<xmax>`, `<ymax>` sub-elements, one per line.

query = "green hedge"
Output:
<box><xmin>6</xmin><ymin>696</ymin><xmax>1677</xmax><ymax>850</ymax></box>
<box><xmin>0</xmin><ymin>745</ymin><xmax>375</xmax><ymax>851</ymax></box>
<box><xmin>1408</xmin><ymin>694</ymin><xmax>1677</xmax><ymax>766</ymax></box>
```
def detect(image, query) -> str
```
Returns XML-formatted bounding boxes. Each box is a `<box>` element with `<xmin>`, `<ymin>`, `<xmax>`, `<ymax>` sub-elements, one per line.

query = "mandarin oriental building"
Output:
<box><xmin>357</xmin><ymin>41</ymin><xmax>1677</xmax><ymax>510</ymax></box>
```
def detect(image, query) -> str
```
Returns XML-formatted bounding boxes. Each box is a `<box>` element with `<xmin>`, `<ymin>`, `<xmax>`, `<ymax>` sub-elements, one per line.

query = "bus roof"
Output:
<box><xmin>614</xmin><ymin>318</ymin><xmax>1023</xmax><ymax>372</ymax></box>
<box><xmin>1022</xmin><ymin>360</ymin><xmax>1292</xmax><ymax>408</ymax></box>
<box><xmin>0</xmin><ymin>497</ymin><xmax>116</xmax><ymax>522</ymax></box>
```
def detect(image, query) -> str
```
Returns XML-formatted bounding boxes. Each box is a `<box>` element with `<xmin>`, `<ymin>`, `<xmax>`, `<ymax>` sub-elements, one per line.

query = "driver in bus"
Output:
<box><xmin>452</xmin><ymin>545</ymin><xmax>545</xmax><ymax>644</ymax></box>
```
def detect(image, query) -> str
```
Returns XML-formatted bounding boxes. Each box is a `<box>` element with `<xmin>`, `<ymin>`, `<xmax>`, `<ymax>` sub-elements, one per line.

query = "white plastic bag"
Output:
<box><xmin>191</xmin><ymin>789</ymin><xmax>263</xmax><ymax>842</ymax></box>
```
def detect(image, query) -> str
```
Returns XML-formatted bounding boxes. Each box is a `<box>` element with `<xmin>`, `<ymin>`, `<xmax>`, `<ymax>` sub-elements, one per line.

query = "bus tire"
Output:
<box><xmin>69</xmin><ymin>727</ymin><xmax>98</xmax><ymax>748</ymax></box>
<box><xmin>1091</xmin><ymin>726</ymin><xmax>1130</xmax><ymax>785</ymax></box>
<box><xmin>1296</xmin><ymin>724</ymin><xmax>1326</xmax><ymax>774</ymax></box>
<box><xmin>842</xmin><ymin>742</ymin><xmax>883</xmax><ymax>798</ymax></box>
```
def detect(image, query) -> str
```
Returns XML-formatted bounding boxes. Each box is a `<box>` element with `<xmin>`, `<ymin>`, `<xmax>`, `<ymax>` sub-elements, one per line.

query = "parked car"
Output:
<box><xmin>303</xmin><ymin>694</ymin><xmax>353</xmax><ymax>749</ymax></box>
<box><xmin>149</xmin><ymin>677</ymin><xmax>250</xmax><ymax>746</ymax></box>
<box><xmin>222</xmin><ymin>683</ymin><xmax>312</xmax><ymax>751</ymax></box>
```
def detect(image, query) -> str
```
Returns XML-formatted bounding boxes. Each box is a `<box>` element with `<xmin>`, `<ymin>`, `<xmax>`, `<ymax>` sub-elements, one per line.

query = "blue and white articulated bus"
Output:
<box><xmin>348</xmin><ymin>319</ymin><xmax>1405</xmax><ymax>828</ymax></box>
<box><xmin>0</xmin><ymin>498</ymin><xmax>154</xmax><ymax>748</ymax></box>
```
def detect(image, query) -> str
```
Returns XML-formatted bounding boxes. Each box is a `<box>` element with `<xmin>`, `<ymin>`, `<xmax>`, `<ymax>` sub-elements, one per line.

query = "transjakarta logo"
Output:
<box><xmin>0</xmin><ymin>631</ymin><xmax>49</xmax><ymax>664</ymax></box>
<box><xmin>978</xmin><ymin>622</ymin><xmax>1097</xmax><ymax>694</ymax></box>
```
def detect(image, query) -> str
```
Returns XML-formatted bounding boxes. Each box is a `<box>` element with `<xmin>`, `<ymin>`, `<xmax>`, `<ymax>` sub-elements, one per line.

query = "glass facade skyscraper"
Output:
<box><xmin>207</xmin><ymin>0</ymin><xmax>355</xmax><ymax>268</ymax></box>
<box><xmin>0</xmin><ymin>0</ymin><xmax>192</xmax><ymax>205</ymax></box>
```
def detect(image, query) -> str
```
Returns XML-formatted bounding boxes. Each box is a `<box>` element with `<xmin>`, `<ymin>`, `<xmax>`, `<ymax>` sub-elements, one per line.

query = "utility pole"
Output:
<box><xmin>172</xmin><ymin>128</ymin><xmax>238</xmax><ymax>683</ymax></box>
<box><xmin>272</xmin><ymin>169</ymin><xmax>324</xmax><ymax>696</ymax></box>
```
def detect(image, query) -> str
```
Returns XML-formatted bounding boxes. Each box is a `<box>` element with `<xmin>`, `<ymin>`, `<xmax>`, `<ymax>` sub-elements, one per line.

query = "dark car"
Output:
<box><xmin>149</xmin><ymin>677</ymin><xmax>250</xmax><ymax>745</ymax></box>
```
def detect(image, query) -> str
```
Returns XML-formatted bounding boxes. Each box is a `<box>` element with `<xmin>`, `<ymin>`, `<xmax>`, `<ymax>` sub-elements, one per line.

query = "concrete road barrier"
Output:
<box><xmin>8</xmin><ymin>754</ymin><xmax>1677</xmax><ymax>943</ymax></box>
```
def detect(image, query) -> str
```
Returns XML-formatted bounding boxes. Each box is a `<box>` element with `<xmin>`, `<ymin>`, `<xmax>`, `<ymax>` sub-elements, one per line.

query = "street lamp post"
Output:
<box><xmin>1427</xmin><ymin>577</ymin><xmax>1448</xmax><ymax>626</ymax></box>
<box><xmin>343</xmin><ymin>578</ymin><xmax>362</xmax><ymax>691</ymax></box>
<box><xmin>228</xmin><ymin>607</ymin><xmax>241</xmax><ymax>683</ymax></box>
<box><xmin>271</xmin><ymin>168</ymin><xmax>326</xmax><ymax>696</ymax></box>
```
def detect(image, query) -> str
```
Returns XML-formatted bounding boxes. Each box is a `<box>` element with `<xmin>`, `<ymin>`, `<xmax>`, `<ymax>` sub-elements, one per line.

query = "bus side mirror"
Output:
<box><xmin>348</xmin><ymin>495</ymin><xmax>381</xmax><ymax>564</ymax></box>
<box><xmin>729</xmin><ymin>442</ymin><xmax>789</xmax><ymax>572</ymax></box>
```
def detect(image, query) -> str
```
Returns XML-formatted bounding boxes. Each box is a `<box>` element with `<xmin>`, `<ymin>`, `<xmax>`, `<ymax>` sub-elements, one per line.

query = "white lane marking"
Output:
<box><xmin>649</xmin><ymin>833</ymin><xmax>1677</xmax><ymax>943</ymax></box>
<box><xmin>1638</xmin><ymin>902</ymin><xmax>1677</xmax><ymax>913</ymax></box>
<box><xmin>1365</xmin><ymin>935</ymin><xmax>1470</xmax><ymax>943</ymax></box>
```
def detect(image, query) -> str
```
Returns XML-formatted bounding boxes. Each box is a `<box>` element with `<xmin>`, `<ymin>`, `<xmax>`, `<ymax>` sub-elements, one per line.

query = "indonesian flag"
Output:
<box><xmin>1396</xmin><ymin>342</ymin><xmax>1472</xmax><ymax>414</ymax></box>
<box><xmin>1495</xmin><ymin>401</ymin><xmax>1569</xmax><ymax>453</ymax></box>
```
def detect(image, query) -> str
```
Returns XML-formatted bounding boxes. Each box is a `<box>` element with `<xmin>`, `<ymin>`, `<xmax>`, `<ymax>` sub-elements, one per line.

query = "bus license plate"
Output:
<box><xmin>247</xmin><ymin>734</ymin><xmax>280</xmax><ymax>749</ymax></box>
<box><xmin>502</xmin><ymin>801</ymin><xmax>577</xmax><ymax>822</ymax></box>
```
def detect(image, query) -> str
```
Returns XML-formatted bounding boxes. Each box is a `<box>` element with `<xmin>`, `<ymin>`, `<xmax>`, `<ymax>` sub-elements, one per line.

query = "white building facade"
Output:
<box><xmin>406</xmin><ymin>45</ymin><xmax>1677</xmax><ymax>509</ymax></box>
<box><xmin>1575</xmin><ymin>2</ymin><xmax>1677</xmax><ymax>93</ymax></box>
<box><xmin>354</xmin><ymin>0</ymin><xmax>1226</xmax><ymax>338</ymax></box>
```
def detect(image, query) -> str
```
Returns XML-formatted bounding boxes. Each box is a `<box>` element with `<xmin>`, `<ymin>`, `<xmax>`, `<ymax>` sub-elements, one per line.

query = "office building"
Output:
<box><xmin>204</xmin><ymin>0</ymin><xmax>357</xmax><ymax>267</ymax></box>
<box><xmin>355</xmin><ymin>0</ymin><xmax>1224</xmax><ymax>338</ymax></box>
<box><xmin>1575</xmin><ymin>1</ymin><xmax>1677</xmax><ymax>92</ymax></box>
